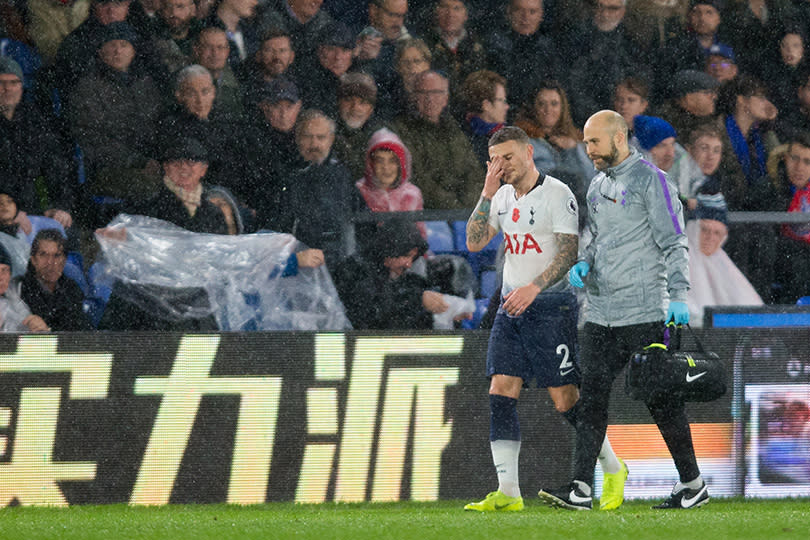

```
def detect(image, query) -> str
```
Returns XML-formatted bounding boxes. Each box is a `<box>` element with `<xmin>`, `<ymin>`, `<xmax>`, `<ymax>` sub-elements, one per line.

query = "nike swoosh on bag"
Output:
<box><xmin>685</xmin><ymin>371</ymin><xmax>707</xmax><ymax>383</ymax></box>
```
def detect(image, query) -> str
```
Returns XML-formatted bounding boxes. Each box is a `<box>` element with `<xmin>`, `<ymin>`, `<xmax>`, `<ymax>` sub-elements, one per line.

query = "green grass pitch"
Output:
<box><xmin>1</xmin><ymin>499</ymin><xmax>808</xmax><ymax>540</ymax></box>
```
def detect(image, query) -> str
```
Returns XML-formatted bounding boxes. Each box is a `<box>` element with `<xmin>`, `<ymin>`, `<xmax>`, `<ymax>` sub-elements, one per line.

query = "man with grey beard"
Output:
<box><xmin>332</xmin><ymin>72</ymin><xmax>388</xmax><ymax>179</ymax></box>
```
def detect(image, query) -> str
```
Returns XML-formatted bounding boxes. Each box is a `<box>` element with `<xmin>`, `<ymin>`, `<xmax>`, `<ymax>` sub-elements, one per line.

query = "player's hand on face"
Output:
<box><xmin>502</xmin><ymin>284</ymin><xmax>541</xmax><ymax>316</ymax></box>
<box><xmin>483</xmin><ymin>155</ymin><xmax>505</xmax><ymax>198</ymax></box>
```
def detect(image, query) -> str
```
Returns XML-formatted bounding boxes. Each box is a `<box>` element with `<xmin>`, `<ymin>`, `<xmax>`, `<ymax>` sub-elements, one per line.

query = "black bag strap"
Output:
<box><xmin>665</xmin><ymin>322</ymin><xmax>708</xmax><ymax>354</ymax></box>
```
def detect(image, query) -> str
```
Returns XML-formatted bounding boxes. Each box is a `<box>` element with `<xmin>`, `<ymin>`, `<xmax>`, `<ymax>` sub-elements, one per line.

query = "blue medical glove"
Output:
<box><xmin>667</xmin><ymin>301</ymin><xmax>689</xmax><ymax>325</ymax></box>
<box><xmin>568</xmin><ymin>261</ymin><xmax>590</xmax><ymax>288</ymax></box>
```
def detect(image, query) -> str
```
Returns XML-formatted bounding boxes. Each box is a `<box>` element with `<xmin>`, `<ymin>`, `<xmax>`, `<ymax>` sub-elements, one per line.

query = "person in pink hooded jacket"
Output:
<box><xmin>356</xmin><ymin>127</ymin><xmax>424</xmax><ymax>214</ymax></box>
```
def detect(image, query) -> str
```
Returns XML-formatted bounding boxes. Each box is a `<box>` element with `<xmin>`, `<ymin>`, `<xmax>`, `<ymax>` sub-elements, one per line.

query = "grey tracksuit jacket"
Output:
<box><xmin>580</xmin><ymin>149</ymin><xmax>689</xmax><ymax>327</ymax></box>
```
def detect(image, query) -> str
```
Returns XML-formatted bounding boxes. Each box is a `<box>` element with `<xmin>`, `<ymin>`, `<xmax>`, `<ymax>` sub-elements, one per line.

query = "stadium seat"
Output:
<box><xmin>479</xmin><ymin>270</ymin><xmax>498</xmax><ymax>299</ymax></box>
<box><xmin>425</xmin><ymin>221</ymin><xmax>454</xmax><ymax>253</ymax></box>
<box><xmin>63</xmin><ymin>259</ymin><xmax>90</xmax><ymax>297</ymax></box>
<box><xmin>461</xmin><ymin>298</ymin><xmax>491</xmax><ymax>330</ymax></box>
<box><xmin>86</xmin><ymin>262</ymin><xmax>114</xmax><ymax>327</ymax></box>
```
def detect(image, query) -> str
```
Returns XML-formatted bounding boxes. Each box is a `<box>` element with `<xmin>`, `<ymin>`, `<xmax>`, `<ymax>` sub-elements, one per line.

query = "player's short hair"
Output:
<box><xmin>488</xmin><ymin>126</ymin><xmax>530</xmax><ymax>147</ymax></box>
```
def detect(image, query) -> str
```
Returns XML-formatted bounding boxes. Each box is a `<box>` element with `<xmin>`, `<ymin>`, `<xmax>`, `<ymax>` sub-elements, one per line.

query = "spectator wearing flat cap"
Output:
<box><xmin>332</xmin><ymin>72</ymin><xmax>389</xmax><ymax>180</ymax></box>
<box><xmin>96</xmin><ymin>136</ymin><xmax>228</xmax><ymax>332</ymax></box>
<box><xmin>66</xmin><ymin>21</ymin><xmax>165</xmax><ymax>218</ymax></box>
<box><xmin>0</xmin><ymin>57</ymin><xmax>77</xmax><ymax>230</ymax></box>
<box><xmin>297</xmin><ymin>21</ymin><xmax>357</xmax><ymax>119</ymax></box>
<box><xmin>240</xmin><ymin>77</ymin><xmax>306</xmax><ymax>232</ymax></box>
<box><xmin>657</xmin><ymin>69</ymin><xmax>721</xmax><ymax>145</ymax></box>
<box><xmin>130</xmin><ymin>137</ymin><xmax>229</xmax><ymax>234</ymax></box>
<box><xmin>633</xmin><ymin>114</ymin><xmax>706</xmax><ymax>204</ymax></box>
<box><xmin>52</xmin><ymin>0</ymin><xmax>137</xmax><ymax>96</ymax></box>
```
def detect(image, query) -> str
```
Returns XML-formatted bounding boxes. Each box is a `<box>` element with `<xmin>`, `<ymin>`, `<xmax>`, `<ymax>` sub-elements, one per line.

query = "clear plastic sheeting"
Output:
<box><xmin>95</xmin><ymin>214</ymin><xmax>351</xmax><ymax>331</ymax></box>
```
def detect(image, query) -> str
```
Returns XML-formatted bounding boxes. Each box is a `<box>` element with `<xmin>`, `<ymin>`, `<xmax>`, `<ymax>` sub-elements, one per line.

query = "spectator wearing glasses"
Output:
<box><xmin>392</xmin><ymin>70</ymin><xmax>482</xmax><ymax>209</ymax></box>
<box><xmin>459</xmin><ymin>69</ymin><xmax>509</xmax><ymax>167</ymax></box>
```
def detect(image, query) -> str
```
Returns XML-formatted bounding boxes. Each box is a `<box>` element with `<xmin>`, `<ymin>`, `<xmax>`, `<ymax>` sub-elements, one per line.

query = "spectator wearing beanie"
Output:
<box><xmin>657</xmin><ymin>69</ymin><xmax>721</xmax><ymax>145</ymax></box>
<box><xmin>633</xmin><ymin>115</ymin><xmax>705</xmax><ymax>203</ymax></box>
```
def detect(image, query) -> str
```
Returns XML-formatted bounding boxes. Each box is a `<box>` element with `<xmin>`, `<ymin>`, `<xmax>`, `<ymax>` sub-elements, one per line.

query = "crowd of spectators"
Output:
<box><xmin>2</xmin><ymin>0</ymin><xmax>810</xmax><ymax>331</ymax></box>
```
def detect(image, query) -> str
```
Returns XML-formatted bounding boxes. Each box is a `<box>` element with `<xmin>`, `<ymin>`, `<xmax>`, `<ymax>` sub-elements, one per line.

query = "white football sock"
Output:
<box><xmin>598</xmin><ymin>435</ymin><xmax>622</xmax><ymax>475</ymax></box>
<box><xmin>684</xmin><ymin>475</ymin><xmax>704</xmax><ymax>490</ymax></box>
<box><xmin>490</xmin><ymin>439</ymin><xmax>521</xmax><ymax>497</ymax></box>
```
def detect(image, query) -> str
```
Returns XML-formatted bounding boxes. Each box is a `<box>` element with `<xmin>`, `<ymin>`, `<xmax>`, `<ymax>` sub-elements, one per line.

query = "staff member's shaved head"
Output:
<box><xmin>583</xmin><ymin>110</ymin><xmax>630</xmax><ymax>170</ymax></box>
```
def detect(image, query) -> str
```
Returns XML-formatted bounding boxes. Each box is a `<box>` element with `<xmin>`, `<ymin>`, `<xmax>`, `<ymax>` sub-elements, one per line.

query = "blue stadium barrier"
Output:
<box><xmin>424</xmin><ymin>221</ymin><xmax>454</xmax><ymax>253</ymax></box>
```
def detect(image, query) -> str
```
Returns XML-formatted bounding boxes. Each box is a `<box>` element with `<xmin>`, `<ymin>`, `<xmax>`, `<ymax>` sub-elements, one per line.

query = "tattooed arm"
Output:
<box><xmin>466</xmin><ymin>196</ymin><xmax>497</xmax><ymax>252</ymax></box>
<box><xmin>532</xmin><ymin>233</ymin><xmax>579</xmax><ymax>292</ymax></box>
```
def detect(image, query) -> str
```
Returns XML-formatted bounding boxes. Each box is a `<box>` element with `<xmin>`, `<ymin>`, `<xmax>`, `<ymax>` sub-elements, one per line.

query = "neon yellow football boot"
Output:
<box><xmin>464</xmin><ymin>490</ymin><xmax>524</xmax><ymax>512</ymax></box>
<box><xmin>599</xmin><ymin>458</ymin><xmax>629</xmax><ymax>510</ymax></box>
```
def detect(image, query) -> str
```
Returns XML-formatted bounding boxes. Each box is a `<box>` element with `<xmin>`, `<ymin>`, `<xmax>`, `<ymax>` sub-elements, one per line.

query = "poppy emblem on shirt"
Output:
<box><xmin>512</xmin><ymin>208</ymin><xmax>520</xmax><ymax>222</ymax></box>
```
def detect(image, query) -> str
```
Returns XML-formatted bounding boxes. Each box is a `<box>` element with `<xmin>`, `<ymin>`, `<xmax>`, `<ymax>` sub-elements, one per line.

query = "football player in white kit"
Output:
<box><xmin>463</xmin><ymin>126</ymin><xmax>627</xmax><ymax>512</ymax></box>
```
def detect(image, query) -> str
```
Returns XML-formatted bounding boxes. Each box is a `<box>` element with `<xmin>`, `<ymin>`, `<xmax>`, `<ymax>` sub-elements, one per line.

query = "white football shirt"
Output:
<box><xmin>487</xmin><ymin>174</ymin><xmax>579</xmax><ymax>294</ymax></box>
